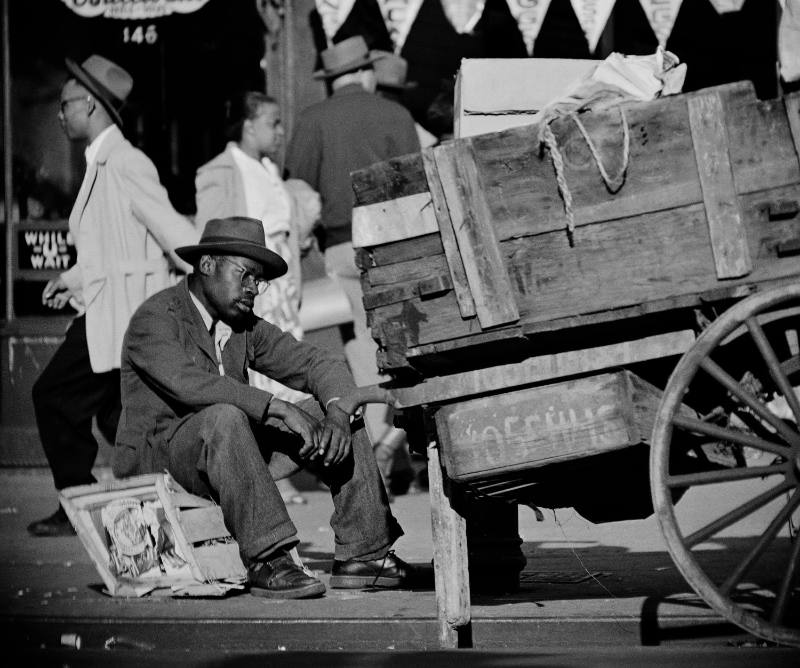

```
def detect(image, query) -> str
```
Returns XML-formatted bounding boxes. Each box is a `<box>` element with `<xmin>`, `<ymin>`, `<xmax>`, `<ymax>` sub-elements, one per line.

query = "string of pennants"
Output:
<box><xmin>315</xmin><ymin>0</ymin><xmax>775</xmax><ymax>55</ymax></box>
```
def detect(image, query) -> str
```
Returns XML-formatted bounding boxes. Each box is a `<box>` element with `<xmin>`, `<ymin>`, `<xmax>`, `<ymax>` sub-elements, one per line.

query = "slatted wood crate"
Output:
<box><xmin>60</xmin><ymin>474</ymin><xmax>246</xmax><ymax>597</ymax></box>
<box><xmin>351</xmin><ymin>81</ymin><xmax>800</xmax><ymax>376</ymax></box>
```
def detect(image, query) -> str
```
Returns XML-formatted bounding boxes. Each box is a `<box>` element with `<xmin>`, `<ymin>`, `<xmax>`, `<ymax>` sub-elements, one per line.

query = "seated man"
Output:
<box><xmin>112</xmin><ymin>216</ymin><xmax>407</xmax><ymax>599</ymax></box>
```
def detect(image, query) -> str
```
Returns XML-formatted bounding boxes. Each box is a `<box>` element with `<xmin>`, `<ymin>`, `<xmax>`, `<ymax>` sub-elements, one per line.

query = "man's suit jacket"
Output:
<box><xmin>285</xmin><ymin>84</ymin><xmax>420</xmax><ymax>249</ymax></box>
<box><xmin>61</xmin><ymin>125</ymin><xmax>199</xmax><ymax>373</ymax></box>
<box><xmin>113</xmin><ymin>279</ymin><xmax>357</xmax><ymax>478</ymax></box>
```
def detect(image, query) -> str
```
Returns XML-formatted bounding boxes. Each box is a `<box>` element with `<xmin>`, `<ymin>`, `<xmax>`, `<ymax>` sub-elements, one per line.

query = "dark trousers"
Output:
<box><xmin>165</xmin><ymin>401</ymin><xmax>403</xmax><ymax>563</ymax></box>
<box><xmin>32</xmin><ymin>316</ymin><xmax>121</xmax><ymax>491</ymax></box>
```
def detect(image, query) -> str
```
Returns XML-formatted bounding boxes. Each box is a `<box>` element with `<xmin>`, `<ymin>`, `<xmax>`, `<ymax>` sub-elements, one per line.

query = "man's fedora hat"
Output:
<box><xmin>65</xmin><ymin>55</ymin><xmax>133</xmax><ymax>128</ymax></box>
<box><xmin>372</xmin><ymin>51</ymin><xmax>418</xmax><ymax>90</ymax></box>
<box><xmin>313</xmin><ymin>35</ymin><xmax>387</xmax><ymax>80</ymax></box>
<box><xmin>176</xmin><ymin>217</ymin><xmax>288</xmax><ymax>280</ymax></box>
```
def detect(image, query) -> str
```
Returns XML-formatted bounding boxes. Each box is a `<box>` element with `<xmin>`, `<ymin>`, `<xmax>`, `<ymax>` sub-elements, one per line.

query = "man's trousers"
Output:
<box><xmin>32</xmin><ymin>316</ymin><xmax>121</xmax><ymax>490</ymax></box>
<box><xmin>163</xmin><ymin>400</ymin><xmax>403</xmax><ymax>563</ymax></box>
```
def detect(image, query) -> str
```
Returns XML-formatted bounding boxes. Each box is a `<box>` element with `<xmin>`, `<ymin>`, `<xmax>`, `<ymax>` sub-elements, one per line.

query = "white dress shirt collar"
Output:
<box><xmin>84</xmin><ymin>124</ymin><xmax>116</xmax><ymax>166</ymax></box>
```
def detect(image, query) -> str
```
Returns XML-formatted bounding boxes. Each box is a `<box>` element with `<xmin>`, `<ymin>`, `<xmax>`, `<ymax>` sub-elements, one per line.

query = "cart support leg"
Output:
<box><xmin>428</xmin><ymin>441</ymin><xmax>472</xmax><ymax>648</ymax></box>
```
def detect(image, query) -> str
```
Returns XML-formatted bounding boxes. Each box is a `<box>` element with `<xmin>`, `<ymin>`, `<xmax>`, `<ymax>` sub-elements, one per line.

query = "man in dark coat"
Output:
<box><xmin>285</xmin><ymin>36</ymin><xmax>420</xmax><ymax>467</ymax></box>
<box><xmin>113</xmin><ymin>216</ymin><xmax>407</xmax><ymax>599</ymax></box>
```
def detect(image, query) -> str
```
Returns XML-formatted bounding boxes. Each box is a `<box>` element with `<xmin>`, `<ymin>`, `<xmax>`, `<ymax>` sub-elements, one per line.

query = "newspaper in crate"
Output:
<box><xmin>101</xmin><ymin>497</ymin><xmax>189</xmax><ymax>579</ymax></box>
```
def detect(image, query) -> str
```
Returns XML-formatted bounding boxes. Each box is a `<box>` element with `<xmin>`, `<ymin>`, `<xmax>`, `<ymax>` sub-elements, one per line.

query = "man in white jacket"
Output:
<box><xmin>28</xmin><ymin>55</ymin><xmax>198</xmax><ymax>536</ymax></box>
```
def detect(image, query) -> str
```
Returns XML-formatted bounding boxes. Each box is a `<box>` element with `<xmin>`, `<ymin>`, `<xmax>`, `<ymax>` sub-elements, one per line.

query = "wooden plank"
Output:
<box><xmin>363</xmin><ymin>252</ymin><xmax>446</xmax><ymax>288</ymax></box>
<box><xmin>170</xmin><ymin>492</ymin><xmax>215</xmax><ymax>509</ymax></box>
<box><xmin>434</xmin><ymin>371</ymin><xmax>647</xmax><ymax>481</ymax></box>
<box><xmin>363</xmin><ymin>271</ymin><xmax>453</xmax><ymax>310</ymax></box>
<box><xmin>351</xmin><ymin>152</ymin><xmax>427</xmax><ymax>205</ymax></box>
<box><xmin>391</xmin><ymin>330</ymin><xmax>695</xmax><ymax>408</ymax></box>
<box><xmin>65</xmin><ymin>488</ymin><xmax>159</xmax><ymax>510</ymax></box>
<box><xmin>364</xmin><ymin>232</ymin><xmax>443</xmax><ymax>267</ymax></box>
<box><xmin>427</xmin><ymin>442</ymin><xmax>471</xmax><ymax>648</ymax></box>
<box><xmin>392</xmin><ymin>276</ymin><xmax>797</xmax><ymax>368</ymax></box>
<box><xmin>727</xmin><ymin>90</ymin><xmax>800</xmax><ymax>195</ymax></box>
<box><xmin>688</xmin><ymin>92</ymin><xmax>752</xmax><ymax>279</ymax></box>
<box><xmin>366</xmin><ymin>186</ymin><xmax>800</xmax><ymax>354</ymax></box>
<box><xmin>59</xmin><ymin>474</ymin><xmax>162</xmax><ymax>501</ymax></box>
<box><xmin>157</xmin><ymin>475</ymin><xmax>205</xmax><ymax>583</ymax></box>
<box><xmin>630</xmin><ymin>373</ymin><xmax>671</xmax><ymax>444</ymax></box>
<box><xmin>432</xmin><ymin>142</ymin><xmax>519</xmax><ymax>328</ymax></box>
<box><xmin>352</xmin><ymin>82</ymin><xmax>799</xmax><ymax>249</ymax></box>
<box><xmin>785</xmin><ymin>94</ymin><xmax>800</xmax><ymax>167</ymax></box>
<box><xmin>178</xmin><ymin>506</ymin><xmax>231</xmax><ymax>544</ymax></box>
<box><xmin>352</xmin><ymin>192</ymin><xmax>438</xmax><ymax>249</ymax></box>
<box><xmin>193</xmin><ymin>543</ymin><xmax>247</xmax><ymax>581</ymax></box>
<box><xmin>422</xmin><ymin>148</ymin><xmax>477</xmax><ymax>319</ymax></box>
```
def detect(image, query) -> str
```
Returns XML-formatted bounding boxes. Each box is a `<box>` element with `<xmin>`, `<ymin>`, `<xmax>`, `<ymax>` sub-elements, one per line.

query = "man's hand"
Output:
<box><xmin>315</xmin><ymin>404</ymin><xmax>352</xmax><ymax>467</ymax></box>
<box><xmin>41</xmin><ymin>276</ymin><xmax>73</xmax><ymax>310</ymax></box>
<box><xmin>268</xmin><ymin>398</ymin><xmax>320</xmax><ymax>460</ymax></box>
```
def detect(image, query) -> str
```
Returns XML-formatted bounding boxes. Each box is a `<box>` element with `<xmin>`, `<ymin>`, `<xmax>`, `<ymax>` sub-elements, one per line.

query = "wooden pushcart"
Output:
<box><xmin>340</xmin><ymin>80</ymin><xmax>800</xmax><ymax>648</ymax></box>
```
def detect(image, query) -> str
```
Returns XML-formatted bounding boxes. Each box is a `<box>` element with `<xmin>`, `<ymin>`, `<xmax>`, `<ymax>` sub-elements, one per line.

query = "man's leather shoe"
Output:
<box><xmin>248</xmin><ymin>553</ymin><xmax>325</xmax><ymax>599</ymax></box>
<box><xmin>27</xmin><ymin>507</ymin><xmax>75</xmax><ymax>537</ymax></box>
<box><xmin>330</xmin><ymin>551</ymin><xmax>411</xmax><ymax>589</ymax></box>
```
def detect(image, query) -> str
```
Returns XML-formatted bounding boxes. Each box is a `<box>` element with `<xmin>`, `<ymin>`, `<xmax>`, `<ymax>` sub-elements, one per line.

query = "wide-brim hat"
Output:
<box><xmin>372</xmin><ymin>51</ymin><xmax>418</xmax><ymax>90</ymax></box>
<box><xmin>65</xmin><ymin>55</ymin><xmax>133</xmax><ymax>128</ymax></box>
<box><xmin>176</xmin><ymin>216</ymin><xmax>288</xmax><ymax>280</ymax></box>
<box><xmin>313</xmin><ymin>35</ymin><xmax>387</xmax><ymax>80</ymax></box>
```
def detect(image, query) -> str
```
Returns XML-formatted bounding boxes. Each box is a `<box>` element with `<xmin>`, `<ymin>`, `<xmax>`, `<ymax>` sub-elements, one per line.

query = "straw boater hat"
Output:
<box><xmin>65</xmin><ymin>55</ymin><xmax>133</xmax><ymax>128</ymax></box>
<box><xmin>176</xmin><ymin>217</ymin><xmax>288</xmax><ymax>280</ymax></box>
<box><xmin>313</xmin><ymin>35</ymin><xmax>387</xmax><ymax>80</ymax></box>
<box><xmin>372</xmin><ymin>51</ymin><xmax>417</xmax><ymax>90</ymax></box>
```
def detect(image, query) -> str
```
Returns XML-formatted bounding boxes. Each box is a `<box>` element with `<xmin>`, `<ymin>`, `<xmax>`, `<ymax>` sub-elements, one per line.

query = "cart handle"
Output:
<box><xmin>333</xmin><ymin>385</ymin><xmax>399</xmax><ymax>416</ymax></box>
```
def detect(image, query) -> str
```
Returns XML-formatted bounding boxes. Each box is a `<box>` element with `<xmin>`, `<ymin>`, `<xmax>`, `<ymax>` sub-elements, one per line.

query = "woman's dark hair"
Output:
<box><xmin>225</xmin><ymin>91</ymin><xmax>278</xmax><ymax>142</ymax></box>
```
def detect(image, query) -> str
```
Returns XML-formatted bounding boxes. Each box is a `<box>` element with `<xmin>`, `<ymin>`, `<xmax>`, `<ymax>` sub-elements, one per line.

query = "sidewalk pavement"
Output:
<box><xmin>0</xmin><ymin>467</ymin><xmax>759</xmax><ymax>652</ymax></box>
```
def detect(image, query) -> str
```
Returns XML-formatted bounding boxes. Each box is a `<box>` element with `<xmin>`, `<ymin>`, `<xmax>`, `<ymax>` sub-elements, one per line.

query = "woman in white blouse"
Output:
<box><xmin>195</xmin><ymin>92</ymin><xmax>320</xmax><ymax>504</ymax></box>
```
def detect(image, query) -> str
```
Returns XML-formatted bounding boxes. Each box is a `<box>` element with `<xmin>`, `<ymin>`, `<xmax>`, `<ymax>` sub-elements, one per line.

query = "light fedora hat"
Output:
<box><xmin>372</xmin><ymin>51</ymin><xmax>418</xmax><ymax>90</ymax></box>
<box><xmin>176</xmin><ymin>216</ymin><xmax>288</xmax><ymax>280</ymax></box>
<box><xmin>313</xmin><ymin>35</ymin><xmax>387</xmax><ymax>80</ymax></box>
<box><xmin>65</xmin><ymin>54</ymin><xmax>133</xmax><ymax>128</ymax></box>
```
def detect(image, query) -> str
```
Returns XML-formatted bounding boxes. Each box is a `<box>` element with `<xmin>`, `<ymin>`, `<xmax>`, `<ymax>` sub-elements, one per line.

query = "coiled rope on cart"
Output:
<box><xmin>538</xmin><ymin>106</ymin><xmax>631</xmax><ymax>247</ymax></box>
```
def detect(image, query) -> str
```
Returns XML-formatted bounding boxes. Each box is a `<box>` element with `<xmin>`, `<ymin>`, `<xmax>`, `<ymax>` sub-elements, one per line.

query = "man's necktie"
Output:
<box><xmin>210</xmin><ymin>320</ymin><xmax>231</xmax><ymax>376</ymax></box>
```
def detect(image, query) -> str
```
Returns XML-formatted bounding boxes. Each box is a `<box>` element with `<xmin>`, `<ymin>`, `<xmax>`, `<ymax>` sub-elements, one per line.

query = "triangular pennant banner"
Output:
<box><xmin>570</xmin><ymin>0</ymin><xmax>617</xmax><ymax>53</ymax></box>
<box><xmin>708</xmin><ymin>0</ymin><xmax>746</xmax><ymax>12</ymax></box>
<box><xmin>638</xmin><ymin>0</ymin><xmax>683</xmax><ymax>46</ymax></box>
<box><xmin>505</xmin><ymin>0</ymin><xmax>554</xmax><ymax>55</ymax></box>
<box><xmin>441</xmin><ymin>0</ymin><xmax>487</xmax><ymax>34</ymax></box>
<box><xmin>376</xmin><ymin>0</ymin><xmax>425</xmax><ymax>53</ymax></box>
<box><xmin>315</xmin><ymin>0</ymin><xmax>357</xmax><ymax>45</ymax></box>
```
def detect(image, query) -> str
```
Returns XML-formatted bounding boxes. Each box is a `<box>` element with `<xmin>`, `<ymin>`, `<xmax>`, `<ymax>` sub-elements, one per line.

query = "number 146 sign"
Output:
<box><xmin>122</xmin><ymin>24</ymin><xmax>158</xmax><ymax>45</ymax></box>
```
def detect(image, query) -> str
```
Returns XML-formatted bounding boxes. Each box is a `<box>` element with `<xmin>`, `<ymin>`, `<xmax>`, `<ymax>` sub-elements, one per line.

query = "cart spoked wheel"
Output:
<box><xmin>651</xmin><ymin>284</ymin><xmax>800</xmax><ymax>647</ymax></box>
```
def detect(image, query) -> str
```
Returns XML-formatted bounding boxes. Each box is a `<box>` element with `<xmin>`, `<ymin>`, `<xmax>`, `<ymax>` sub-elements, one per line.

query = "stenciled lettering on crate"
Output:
<box><xmin>435</xmin><ymin>371</ymin><xmax>668</xmax><ymax>482</ymax></box>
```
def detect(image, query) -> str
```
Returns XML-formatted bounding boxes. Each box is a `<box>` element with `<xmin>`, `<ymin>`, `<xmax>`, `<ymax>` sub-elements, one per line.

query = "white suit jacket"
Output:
<box><xmin>61</xmin><ymin>125</ymin><xmax>199</xmax><ymax>372</ymax></box>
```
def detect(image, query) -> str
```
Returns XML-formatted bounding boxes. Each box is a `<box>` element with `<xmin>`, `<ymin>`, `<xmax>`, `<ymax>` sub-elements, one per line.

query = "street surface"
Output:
<box><xmin>0</xmin><ymin>467</ymin><xmax>797</xmax><ymax>665</ymax></box>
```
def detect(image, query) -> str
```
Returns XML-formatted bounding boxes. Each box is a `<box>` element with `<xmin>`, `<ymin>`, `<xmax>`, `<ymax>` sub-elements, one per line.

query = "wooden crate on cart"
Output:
<box><xmin>352</xmin><ymin>81</ymin><xmax>800</xmax><ymax>376</ymax></box>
